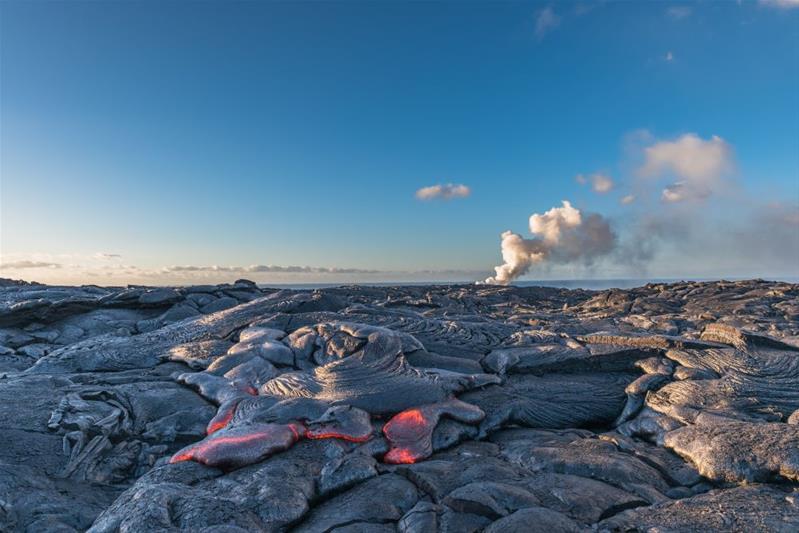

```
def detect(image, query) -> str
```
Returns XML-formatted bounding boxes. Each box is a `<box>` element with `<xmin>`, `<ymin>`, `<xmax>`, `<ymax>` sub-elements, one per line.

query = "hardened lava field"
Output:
<box><xmin>1</xmin><ymin>278</ymin><xmax>798</xmax><ymax>532</ymax></box>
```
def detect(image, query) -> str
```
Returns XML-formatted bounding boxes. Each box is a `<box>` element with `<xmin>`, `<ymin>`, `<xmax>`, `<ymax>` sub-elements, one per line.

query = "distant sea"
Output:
<box><xmin>260</xmin><ymin>277</ymin><xmax>799</xmax><ymax>291</ymax></box>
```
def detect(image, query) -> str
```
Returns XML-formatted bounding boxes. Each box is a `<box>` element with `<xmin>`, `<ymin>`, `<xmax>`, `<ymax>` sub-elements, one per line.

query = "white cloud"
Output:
<box><xmin>667</xmin><ymin>6</ymin><xmax>692</xmax><ymax>19</ymax></box>
<box><xmin>640</xmin><ymin>134</ymin><xmax>733</xmax><ymax>182</ymax></box>
<box><xmin>591</xmin><ymin>173</ymin><xmax>614</xmax><ymax>193</ymax></box>
<box><xmin>661</xmin><ymin>182</ymin><xmax>688</xmax><ymax>203</ymax></box>
<box><xmin>161</xmin><ymin>264</ymin><xmax>379</xmax><ymax>274</ymax></box>
<box><xmin>639</xmin><ymin>133</ymin><xmax>735</xmax><ymax>202</ymax></box>
<box><xmin>576</xmin><ymin>173</ymin><xmax>614</xmax><ymax>193</ymax></box>
<box><xmin>535</xmin><ymin>7</ymin><xmax>560</xmax><ymax>40</ymax></box>
<box><xmin>0</xmin><ymin>260</ymin><xmax>62</xmax><ymax>269</ymax></box>
<box><xmin>620</xmin><ymin>194</ymin><xmax>636</xmax><ymax>205</ymax></box>
<box><xmin>573</xmin><ymin>3</ymin><xmax>599</xmax><ymax>16</ymax></box>
<box><xmin>665</xmin><ymin>51</ymin><xmax>674</xmax><ymax>62</ymax></box>
<box><xmin>415</xmin><ymin>183</ymin><xmax>471</xmax><ymax>201</ymax></box>
<box><xmin>760</xmin><ymin>0</ymin><xmax>799</xmax><ymax>9</ymax></box>
<box><xmin>0</xmin><ymin>255</ymin><xmax>488</xmax><ymax>285</ymax></box>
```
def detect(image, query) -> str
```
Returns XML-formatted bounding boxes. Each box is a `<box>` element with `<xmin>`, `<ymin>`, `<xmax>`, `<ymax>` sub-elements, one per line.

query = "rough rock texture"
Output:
<box><xmin>0</xmin><ymin>278</ymin><xmax>798</xmax><ymax>532</ymax></box>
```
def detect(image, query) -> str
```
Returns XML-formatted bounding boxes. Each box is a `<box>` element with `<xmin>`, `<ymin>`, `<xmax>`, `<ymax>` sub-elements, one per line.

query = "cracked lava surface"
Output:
<box><xmin>2</xmin><ymin>279</ymin><xmax>799</xmax><ymax>532</ymax></box>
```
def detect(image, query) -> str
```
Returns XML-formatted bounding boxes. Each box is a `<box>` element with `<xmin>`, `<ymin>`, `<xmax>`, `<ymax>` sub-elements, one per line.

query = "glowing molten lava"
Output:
<box><xmin>304</xmin><ymin>405</ymin><xmax>374</xmax><ymax>443</ymax></box>
<box><xmin>387</xmin><ymin>409</ymin><xmax>426</xmax><ymax>426</ymax></box>
<box><xmin>206</xmin><ymin>400</ymin><xmax>239</xmax><ymax>434</ymax></box>
<box><xmin>170</xmin><ymin>422</ymin><xmax>304</xmax><ymax>468</ymax></box>
<box><xmin>305</xmin><ymin>429</ymin><xmax>372</xmax><ymax>443</ymax></box>
<box><xmin>382</xmin><ymin>408</ymin><xmax>433</xmax><ymax>464</ymax></box>
<box><xmin>173</xmin><ymin>391</ymin><xmax>484</xmax><ymax>468</ymax></box>
<box><xmin>382</xmin><ymin>399</ymin><xmax>486</xmax><ymax>464</ymax></box>
<box><xmin>383</xmin><ymin>447</ymin><xmax>419</xmax><ymax>464</ymax></box>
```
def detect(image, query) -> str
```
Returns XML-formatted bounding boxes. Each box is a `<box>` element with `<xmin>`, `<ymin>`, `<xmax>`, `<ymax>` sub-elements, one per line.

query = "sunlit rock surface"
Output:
<box><xmin>1</xmin><ymin>278</ymin><xmax>798</xmax><ymax>531</ymax></box>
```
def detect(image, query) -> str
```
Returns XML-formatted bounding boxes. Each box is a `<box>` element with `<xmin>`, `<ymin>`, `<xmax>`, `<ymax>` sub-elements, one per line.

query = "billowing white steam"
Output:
<box><xmin>482</xmin><ymin>201</ymin><xmax>616</xmax><ymax>285</ymax></box>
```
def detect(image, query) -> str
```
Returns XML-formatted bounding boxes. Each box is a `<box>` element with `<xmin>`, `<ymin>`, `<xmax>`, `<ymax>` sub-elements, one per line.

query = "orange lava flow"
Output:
<box><xmin>170</xmin><ymin>451</ymin><xmax>194</xmax><ymax>463</ymax></box>
<box><xmin>207</xmin><ymin>407</ymin><xmax>236</xmax><ymax>435</ymax></box>
<box><xmin>384</xmin><ymin>408</ymin><xmax>426</xmax><ymax>429</ymax></box>
<box><xmin>382</xmin><ymin>407</ymin><xmax>434</xmax><ymax>464</ymax></box>
<box><xmin>383</xmin><ymin>448</ymin><xmax>417</xmax><ymax>464</ymax></box>
<box><xmin>389</xmin><ymin>409</ymin><xmax>427</xmax><ymax>426</ymax></box>
<box><xmin>305</xmin><ymin>429</ymin><xmax>372</xmax><ymax>443</ymax></box>
<box><xmin>288</xmin><ymin>422</ymin><xmax>306</xmax><ymax>440</ymax></box>
<box><xmin>170</xmin><ymin>432</ymin><xmax>273</xmax><ymax>464</ymax></box>
<box><xmin>176</xmin><ymin>400</ymin><xmax>464</xmax><ymax>468</ymax></box>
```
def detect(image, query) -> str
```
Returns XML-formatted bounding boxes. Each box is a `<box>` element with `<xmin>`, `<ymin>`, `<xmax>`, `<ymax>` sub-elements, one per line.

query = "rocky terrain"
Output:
<box><xmin>1</xmin><ymin>277</ymin><xmax>798</xmax><ymax>532</ymax></box>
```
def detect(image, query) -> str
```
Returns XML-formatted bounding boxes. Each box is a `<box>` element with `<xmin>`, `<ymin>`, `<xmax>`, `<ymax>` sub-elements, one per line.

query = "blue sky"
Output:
<box><xmin>1</xmin><ymin>1</ymin><xmax>798</xmax><ymax>285</ymax></box>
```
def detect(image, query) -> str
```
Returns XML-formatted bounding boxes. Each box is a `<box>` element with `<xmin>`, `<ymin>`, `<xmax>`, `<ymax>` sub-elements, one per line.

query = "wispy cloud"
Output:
<box><xmin>661</xmin><ymin>181</ymin><xmax>704</xmax><ymax>203</ymax></box>
<box><xmin>573</xmin><ymin>2</ymin><xmax>600</xmax><ymax>16</ymax></box>
<box><xmin>535</xmin><ymin>6</ymin><xmax>560</xmax><ymax>40</ymax></box>
<box><xmin>759</xmin><ymin>0</ymin><xmax>799</xmax><ymax>9</ymax></box>
<box><xmin>0</xmin><ymin>257</ymin><xmax>486</xmax><ymax>285</ymax></box>
<box><xmin>94</xmin><ymin>252</ymin><xmax>122</xmax><ymax>260</ymax></box>
<box><xmin>620</xmin><ymin>194</ymin><xmax>636</xmax><ymax>205</ymax></box>
<box><xmin>576</xmin><ymin>173</ymin><xmax>614</xmax><ymax>193</ymax></box>
<box><xmin>591</xmin><ymin>173</ymin><xmax>614</xmax><ymax>193</ymax></box>
<box><xmin>0</xmin><ymin>260</ymin><xmax>62</xmax><ymax>269</ymax></box>
<box><xmin>665</xmin><ymin>51</ymin><xmax>675</xmax><ymax>62</ymax></box>
<box><xmin>415</xmin><ymin>183</ymin><xmax>471</xmax><ymax>201</ymax></box>
<box><xmin>666</xmin><ymin>6</ymin><xmax>692</xmax><ymax>20</ymax></box>
<box><xmin>639</xmin><ymin>133</ymin><xmax>735</xmax><ymax>203</ymax></box>
<box><xmin>161</xmin><ymin>264</ymin><xmax>379</xmax><ymax>274</ymax></box>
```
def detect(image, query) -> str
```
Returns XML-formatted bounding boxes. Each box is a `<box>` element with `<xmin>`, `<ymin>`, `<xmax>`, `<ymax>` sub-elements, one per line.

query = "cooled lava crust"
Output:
<box><xmin>2</xmin><ymin>279</ymin><xmax>799</xmax><ymax>532</ymax></box>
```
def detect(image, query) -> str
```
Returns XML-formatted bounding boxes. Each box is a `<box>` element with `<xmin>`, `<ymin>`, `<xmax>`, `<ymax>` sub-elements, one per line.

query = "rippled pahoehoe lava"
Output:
<box><xmin>170</xmin><ymin>422</ymin><xmax>304</xmax><ymax>468</ymax></box>
<box><xmin>7</xmin><ymin>281</ymin><xmax>799</xmax><ymax>531</ymax></box>
<box><xmin>170</xmin><ymin>322</ymin><xmax>495</xmax><ymax>468</ymax></box>
<box><xmin>382</xmin><ymin>399</ymin><xmax>485</xmax><ymax>464</ymax></box>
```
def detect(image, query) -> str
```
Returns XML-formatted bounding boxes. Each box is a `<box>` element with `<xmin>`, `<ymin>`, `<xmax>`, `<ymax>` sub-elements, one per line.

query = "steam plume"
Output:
<box><xmin>482</xmin><ymin>201</ymin><xmax>616</xmax><ymax>285</ymax></box>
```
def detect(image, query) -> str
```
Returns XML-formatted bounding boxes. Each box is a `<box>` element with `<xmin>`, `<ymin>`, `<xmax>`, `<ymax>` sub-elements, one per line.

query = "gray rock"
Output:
<box><xmin>137</xmin><ymin>288</ymin><xmax>182</xmax><ymax>306</ymax></box>
<box><xmin>136</xmin><ymin>318</ymin><xmax>162</xmax><ymax>333</ymax></box>
<box><xmin>664</xmin><ymin>413</ymin><xmax>799</xmax><ymax>483</ymax></box>
<box><xmin>599</xmin><ymin>485</ymin><xmax>799</xmax><ymax>532</ymax></box>
<box><xmin>57</xmin><ymin>324</ymin><xmax>86</xmax><ymax>344</ymax></box>
<box><xmin>484</xmin><ymin>507</ymin><xmax>583</xmax><ymax>533</ymax></box>
<box><xmin>17</xmin><ymin>343</ymin><xmax>50</xmax><ymax>358</ymax></box>
<box><xmin>159</xmin><ymin>304</ymin><xmax>201</xmax><ymax>324</ymax></box>
<box><xmin>200</xmin><ymin>296</ymin><xmax>239</xmax><ymax>313</ymax></box>
<box><xmin>293</xmin><ymin>474</ymin><xmax>418</xmax><ymax>532</ymax></box>
<box><xmin>30</xmin><ymin>328</ymin><xmax>60</xmax><ymax>343</ymax></box>
<box><xmin>186</xmin><ymin>292</ymin><xmax>217</xmax><ymax>307</ymax></box>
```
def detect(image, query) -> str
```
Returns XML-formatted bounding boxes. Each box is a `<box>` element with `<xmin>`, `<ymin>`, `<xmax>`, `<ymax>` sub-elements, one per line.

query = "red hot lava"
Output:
<box><xmin>206</xmin><ymin>399</ymin><xmax>240</xmax><ymax>435</ymax></box>
<box><xmin>382</xmin><ymin>408</ymin><xmax>436</xmax><ymax>464</ymax></box>
<box><xmin>382</xmin><ymin>399</ymin><xmax>485</xmax><ymax>464</ymax></box>
<box><xmin>171</xmin><ymin>422</ymin><xmax>305</xmax><ymax>469</ymax></box>
<box><xmin>171</xmin><ymin>398</ymin><xmax>484</xmax><ymax>468</ymax></box>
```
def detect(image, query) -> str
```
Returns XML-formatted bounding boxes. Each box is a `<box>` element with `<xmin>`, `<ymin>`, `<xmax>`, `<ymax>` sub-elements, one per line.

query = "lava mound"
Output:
<box><xmin>171</xmin><ymin>322</ymin><xmax>498</xmax><ymax>468</ymax></box>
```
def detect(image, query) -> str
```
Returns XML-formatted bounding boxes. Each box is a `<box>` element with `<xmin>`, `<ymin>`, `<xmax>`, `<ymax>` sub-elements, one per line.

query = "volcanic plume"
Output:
<box><xmin>482</xmin><ymin>201</ymin><xmax>616</xmax><ymax>285</ymax></box>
